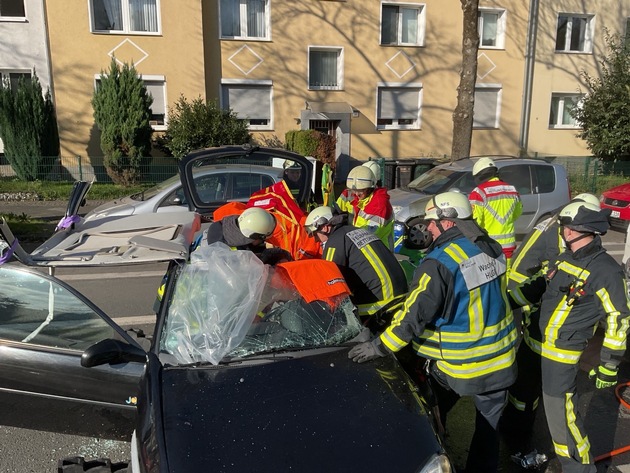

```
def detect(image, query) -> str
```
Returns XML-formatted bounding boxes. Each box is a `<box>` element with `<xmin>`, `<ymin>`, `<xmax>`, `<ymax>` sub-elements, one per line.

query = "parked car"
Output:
<box><xmin>0</xmin><ymin>146</ymin><xmax>452</xmax><ymax>473</ymax></box>
<box><xmin>388</xmin><ymin>156</ymin><xmax>571</xmax><ymax>248</ymax></box>
<box><xmin>84</xmin><ymin>164</ymin><xmax>285</xmax><ymax>222</ymax></box>
<box><xmin>600</xmin><ymin>182</ymin><xmax>630</xmax><ymax>231</ymax></box>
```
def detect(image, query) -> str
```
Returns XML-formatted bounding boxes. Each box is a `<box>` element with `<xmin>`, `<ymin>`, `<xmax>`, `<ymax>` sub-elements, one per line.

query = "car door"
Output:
<box><xmin>0</xmin><ymin>265</ymin><xmax>144</xmax><ymax>439</ymax></box>
<box><xmin>498</xmin><ymin>164</ymin><xmax>538</xmax><ymax>234</ymax></box>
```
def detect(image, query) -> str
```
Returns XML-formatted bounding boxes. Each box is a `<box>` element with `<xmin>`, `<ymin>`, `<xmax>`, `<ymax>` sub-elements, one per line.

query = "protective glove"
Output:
<box><xmin>348</xmin><ymin>340</ymin><xmax>386</xmax><ymax>363</ymax></box>
<box><xmin>588</xmin><ymin>364</ymin><xmax>618</xmax><ymax>389</ymax></box>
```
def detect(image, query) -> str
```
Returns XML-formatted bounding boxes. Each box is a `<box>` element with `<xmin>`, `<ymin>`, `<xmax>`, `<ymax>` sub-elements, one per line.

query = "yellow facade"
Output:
<box><xmin>42</xmin><ymin>0</ymin><xmax>630</xmax><ymax>171</ymax></box>
<box><xmin>44</xmin><ymin>1</ymin><xmax>206</xmax><ymax>161</ymax></box>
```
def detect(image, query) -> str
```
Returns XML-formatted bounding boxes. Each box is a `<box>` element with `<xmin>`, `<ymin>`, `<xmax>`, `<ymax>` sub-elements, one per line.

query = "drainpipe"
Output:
<box><xmin>519</xmin><ymin>0</ymin><xmax>540</xmax><ymax>156</ymax></box>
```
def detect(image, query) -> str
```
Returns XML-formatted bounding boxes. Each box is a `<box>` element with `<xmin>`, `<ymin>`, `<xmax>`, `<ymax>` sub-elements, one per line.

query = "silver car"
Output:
<box><xmin>85</xmin><ymin>164</ymin><xmax>285</xmax><ymax>222</ymax></box>
<box><xmin>389</xmin><ymin>156</ymin><xmax>571</xmax><ymax>248</ymax></box>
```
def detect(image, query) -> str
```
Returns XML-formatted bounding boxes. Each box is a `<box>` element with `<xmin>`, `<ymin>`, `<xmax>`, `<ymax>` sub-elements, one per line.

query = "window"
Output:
<box><xmin>376</xmin><ymin>84</ymin><xmax>422</xmax><ymax>130</ymax></box>
<box><xmin>0</xmin><ymin>71</ymin><xmax>31</xmax><ymax>93</ymax></box>
<box><xmin>0</xmin><ymin>0</ymin><xmax>25</xmax><ymax>18</ymax></box>
<box><xmin>478</xmin><ymin>8</ymin><xmax>506</xmax><ymax>49</ymax></box>
<box><xmin>94</xmin><ymin>74</ymin><xmax>166</xmax><ymax>130</ymax></box>
<box><xmin>220</xmin><ymin>0</ymin><xmax>269</xmax><ymax>40</ymax></box>
<box><xmin>144</xmin><ymin>77</ymin><xmax>166</xmax><ymax>129</ymax></box>
<box><xmin>499</xmin><ymin>165</ymin><xmax>532</xmax><ymax>195</ymax></box>
<box><xmin>308</xmin><ymin>47</ymin><xmax>343</xmax><ymax>90</ymax></box>
<box><xmin>473</xmin><ymin>85</ymin><xmax>501</xmax><ymax>128</ymax></box>
<box><xmin>380</xmin><ymin>3</ymin><xmax>425</xmax><ymax>46</ymax></box>
<box><xmin>555</xmin><ymin>14</ymin><xmax>594</xmax><ymax>53</ymax></box>
<box><xmin>89</xmin><ymin>0</ymin><xmax>160</xmax><ymax>34</ymax></box>
<box><xmin>549</xmin><ymin>94</ymin><xmax>582</xmax><ymax>128</ymax></box>
<box><xmin>221</xmin><ymin>81</ymin><xmax>272</xmax><ymax>130</ymax></box>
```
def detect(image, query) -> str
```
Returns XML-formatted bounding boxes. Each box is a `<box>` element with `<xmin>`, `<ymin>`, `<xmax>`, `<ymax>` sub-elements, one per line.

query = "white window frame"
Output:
<box><xmin>94</xmin><ymin>74</ymin><xmax>167</xmax><ymax>131</ymax></box>
<box><xmin>308</xmin><ymin>46</ymin><xmax>344</xmax><ymax>91</ymax></box>
<box><xmin>221</xmin><ymin>79</ymin><xmax>273</xmax><ymax>131</ymax></box>
<box><xmin>555</xmin><ymin>13</ymin><xmax>594</xmax><ymax>53</ymax></box>
<box><xmin>379</xmin><ymin>2</ymin><xmax>426</xmax><ymax>47</ymax></box>
<box><xmin>219</xmin><ymin>0</ymin><xmax>270</xmax><ymax>41</ymax></box>
<box><xmin>375</xmin><ymin>82</ymin><xmax>423</xmax><ymax>130</ymax></box>
<box><xmin>473</xmin><ymin>84</ymin><xmax>502</xmax><ymax>129</ymax></box>
<box><xmin>549</xmin><ymin>93</ymin><xmax>583</xmax><ymax>129</ymax></box>
<box><xmin>478</xmin><ymin>8</ymin><xmax>506</xmax><ymax>49</ymax></box>
<box><xmin>88</xmin><ymin>0</ymin><xmax>162</xmax><ymax>35</ymax></box>
<box><xmin>0</xmin><ymin>0</ymin><xmax>26</xmax><ymax>21</ymax></box>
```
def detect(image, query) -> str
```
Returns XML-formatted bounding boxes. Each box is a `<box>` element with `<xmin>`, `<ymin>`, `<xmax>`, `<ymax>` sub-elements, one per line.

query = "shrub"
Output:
<box><xmin>0</xmin><ymin>72</ymin><xmax>59</xmax><ymax>181</ymax></box>
<box><xmin>285</xmin><ymin>129</ymin><xmax>336</xmax><ymax>168</ymax></box>
<box><xmin>157</xmin><ymin>96</ymin><xmax>251</xmax><ymax>158</ymax></box>
<box><xmin>92</xmin><ymin>58</ymin><xmax>153</xmax><ymax>185</ymax></box>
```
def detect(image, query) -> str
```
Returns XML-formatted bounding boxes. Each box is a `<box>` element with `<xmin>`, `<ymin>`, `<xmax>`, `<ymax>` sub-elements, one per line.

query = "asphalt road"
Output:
<box><xmin>0</xmin><ymin>201</ymin><xmax>629</xmax><ymax>472</ymax></box>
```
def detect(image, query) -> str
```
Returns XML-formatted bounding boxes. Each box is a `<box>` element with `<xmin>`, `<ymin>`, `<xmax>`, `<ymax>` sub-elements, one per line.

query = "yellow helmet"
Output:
<box><xmin>424</xmin><ymin>191</ymin><xmax>472</xmax><ymax>220</ymax></box>
<box><xmin>572</xmin><ymin>193</ymin><xmax>600</xmax><ymax>207</ymax></box>
<box><xmin>238</xmin><ymin>208</ymin><xmax>276</xmax><ymax>239</ymax></box>
<box><xmin>346</xmin><ymin>166</ymin><xmax>376</xmax><ymax>190</ymax></box>
<box><xmin>557</xmin><ymin>201</ymin><xmax>610</xmax><ymax>234</ymax></box>
<box><xmin>472</xmin><ymin>157</ymin><xmax>497</xmax><ymax>177</ymax></box>
<box><xmin>304</xmin><ymin>206</ymin><xmax>334</xmax><ymax>236</ymax></box>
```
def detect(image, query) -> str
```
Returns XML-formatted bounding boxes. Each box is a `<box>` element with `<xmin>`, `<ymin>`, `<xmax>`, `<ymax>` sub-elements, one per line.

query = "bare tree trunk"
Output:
<box><xmin>451</xmin><ymin>0</ymin><xmax>480</xmax><ymax>160</ymax></box>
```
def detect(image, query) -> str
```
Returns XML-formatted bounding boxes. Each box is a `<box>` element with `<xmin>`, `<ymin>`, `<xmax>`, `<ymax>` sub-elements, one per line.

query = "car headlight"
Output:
<box><xmin>417</xmin><ymin>453</ymin><xmax>453</xmax><ymax>473</ymax></box>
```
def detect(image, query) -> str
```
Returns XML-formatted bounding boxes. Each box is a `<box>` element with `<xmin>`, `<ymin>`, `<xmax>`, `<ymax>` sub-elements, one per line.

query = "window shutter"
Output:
<box><xmin>473</xmin><ymin>88</ymin><xmax>499</xmax><ymax>128</ymax></box>
<box><xmin>379</xmin><ymin>88</ymin><xmax>418</xmax><ymax>119</ymax></box>
<box><xmin>224</xmin><ymin>86</ymin><xmax>270</xmax><ymax>120</ymax></box>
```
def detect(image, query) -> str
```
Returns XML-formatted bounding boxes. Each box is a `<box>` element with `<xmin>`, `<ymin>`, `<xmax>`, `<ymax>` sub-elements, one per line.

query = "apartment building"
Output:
<box><xmin>3</xmin><ymin>1</ymin><xmax>629</xmax><ymax>175</ymax></box>
<box><xmin>0</xmin><ymin>0</ymin><xmax>52</xmax><ymax>153</ymax></box>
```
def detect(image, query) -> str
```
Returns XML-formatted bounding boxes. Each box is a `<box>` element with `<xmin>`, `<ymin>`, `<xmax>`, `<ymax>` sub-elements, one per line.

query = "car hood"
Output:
<box><xmin>159</xmin><ymin>349</ymin><xmax>444</xmax><ymax>472</ymax></box>
<box><xmin>603</xmin><ymin>183</ymin><xmax>630</xmax><ymax>200</ymax></box>
<box><xmin>388</xmin><ymin>188</ymin><xmax>433</xmax><ymax>223</ymax></box>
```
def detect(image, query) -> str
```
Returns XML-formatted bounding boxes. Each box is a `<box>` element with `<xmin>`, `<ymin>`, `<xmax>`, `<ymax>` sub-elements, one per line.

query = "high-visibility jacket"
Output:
<box><xmin>469</xmin><ymin>177</ymin><xmax>522</xmax><ymax>259</ymax></box>
<box><xmin>248</xmin><ymin>180</ymin><xmax>321</xmax><ymax>260</ymax></box>
<box><xmin>514</xmin><ymin>236</ymin><xmax>630</xmax><ymax>370</ymax></box>
<box><xmin>336</xmin><ymin>188</ymin><xmax>394</xmax><ymax>250</ymax></box>
<box><xmin>323</xmin><ymin>223</ymin><xmax>407</xmax><ymax>317</ymax></box>
<box><xmin>507</xmin><ymin>217</ymin><xmax>564</xmax><ymax>353</ymax></box>
<box><xmin>378</xmin><ymin>227</ymin><xmax>517</xmax><ymax>395</ymax></box>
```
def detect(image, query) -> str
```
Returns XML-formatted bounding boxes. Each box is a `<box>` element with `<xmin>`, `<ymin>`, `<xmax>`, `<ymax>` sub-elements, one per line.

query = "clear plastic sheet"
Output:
<box><xmin>163</xmin><ymin>243</ymin><xmax>268</xmax><ymax>365</ymax></box>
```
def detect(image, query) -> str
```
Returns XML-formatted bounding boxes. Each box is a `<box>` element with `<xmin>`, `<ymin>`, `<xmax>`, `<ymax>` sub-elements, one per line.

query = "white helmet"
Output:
<box><xmin>572</xmin><ymin>193</ymin><xmax>600</xmax><ymax>207</ymax></box>
<box><xmin>557</xmin><ymin>201</ymin><xmax>610</xmax><ymax>235</ymax></box>
<box><xmin>304</xmin><ymin>206</ymin><xmax>334</xmax><ymax>236</ymax></box>
<box><xmin>346</xmin><ymin>166</ymin><xmax>376</xmax><ymax>190</ymax></box>
<box><xmin>283</xmin><ymin>160</ymin><xmax>301</xmax><ymax>170</ymax></box>
<box><xmin>424</xmin><ymin>191</ymin><xmax>472</xmax><ymax>220</ymax></box>
<box><xmin>472</xmin><ymin>157</ymin><xmax>497</xmax><ymax>177</ymax></box>
<box><xmin>238</xmin><ymin>208</ymin><xmax>276</xmax><ymax>239</ymax></box>
<box><xmin>362</xmin><ymin>161</ymin><xmax>381</xmax><ymax>182</ymax></box>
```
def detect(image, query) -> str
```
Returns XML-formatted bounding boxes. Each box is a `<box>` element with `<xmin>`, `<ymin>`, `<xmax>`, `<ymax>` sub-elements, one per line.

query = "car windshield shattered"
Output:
<box><xmin>160</xmin><ymin>243</ymin><xmax>363</xmax><ymax>365</ymax></box>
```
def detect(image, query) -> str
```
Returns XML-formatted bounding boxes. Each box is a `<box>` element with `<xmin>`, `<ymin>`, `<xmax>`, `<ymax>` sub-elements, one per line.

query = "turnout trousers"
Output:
<box><xmin>541</xmin><ymin>357</ymin><xmax>596</xmax><ymax>473</ymax></box>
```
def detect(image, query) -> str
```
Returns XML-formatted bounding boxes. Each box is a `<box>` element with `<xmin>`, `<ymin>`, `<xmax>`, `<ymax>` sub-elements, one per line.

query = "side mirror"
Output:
<box><xmin>81</xmin><ymin>338</ymin><xmax>147</xmax><ymax>368</ymax></box>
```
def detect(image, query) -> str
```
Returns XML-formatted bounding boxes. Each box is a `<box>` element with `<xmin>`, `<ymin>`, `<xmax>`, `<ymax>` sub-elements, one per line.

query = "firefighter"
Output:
<box><xmin>282</xmin><ymin>160</ymin><xmax>303</xmax><ymax>199</ymax></box>
<box><xmin>469</xmin><ymin>157</ymin><xmax>522</xmax><ymax>265</ymax></box>
<box><xmin>336</xmin><ymin>164</ymin><xmax>394</xmax><ymax>250</ymax></box>
<box><xmin>504</xmin><ymin>193</ymin><xmax>601</xmax><ymax>451</ymax></box>
<box><xmin>304</xmin><ymin>206</ymin><xmax>407</xmax><ymax>325</ymax></box>
<box><xmin>206</xmin><ymin>207</ymin><xmax>276</xmax><ymax>253</ymax></box>
<box><xmin>348</xmin><ymin>191</ymin><xmax>518</xmax><ymax>473</ymax></box>
<box><xmin>511</xmin><ymin>201</ymin><xmax>628</xmax><ymax>473</ymax></box>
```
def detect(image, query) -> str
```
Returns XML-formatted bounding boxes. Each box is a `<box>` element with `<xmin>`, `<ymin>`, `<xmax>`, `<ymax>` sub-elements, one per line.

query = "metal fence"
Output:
<box><xmin>1</xmin><ymin>154</ymin><xmax>629</xmax><ymax>196</ymax></box>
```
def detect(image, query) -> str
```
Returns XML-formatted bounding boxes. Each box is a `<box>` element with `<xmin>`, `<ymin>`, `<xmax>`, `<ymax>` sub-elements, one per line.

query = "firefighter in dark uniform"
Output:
<box><xmin>511</xmin><ymin>201</ymin><xmax>629</xmax><ymax>473</ymax></box>
<box><xmin>303</xmin><ymin>206</ymin><xmax>408</xmax><ymax>323</ymax></box>
<box><xmin>504</xmin><ymin>193</ymin><xmax>600</xmax><ymax>450</ymax></box>
<box><xmin>348</xmin><ymin>191</ymin><xmax>518</xmax><ymax>473</ymax></box>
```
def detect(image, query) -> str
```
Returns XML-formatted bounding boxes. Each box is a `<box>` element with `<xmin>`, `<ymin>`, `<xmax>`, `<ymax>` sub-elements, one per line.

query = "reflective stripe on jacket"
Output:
<box><xmin>336</xmin><ymin>188</ymin><xmax>394</xmax><ymax>250</ymax></box>
<box><xmin>323</xmin><ymin>225</ymin><xmax>407</xmax><ymax>316</ymax></box>
<box><xmin>379</xmin><ymin>230</ymin><xmax>517</xmax><ymax>384</ymax></box>
<box><xmin>469</xmin><ymin>177</ymin><xmax>522</xmax><ymax>258</ymax></box>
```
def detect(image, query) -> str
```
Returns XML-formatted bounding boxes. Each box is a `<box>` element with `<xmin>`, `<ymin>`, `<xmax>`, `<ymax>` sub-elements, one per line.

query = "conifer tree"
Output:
<box><xmin>92</xmin><ymin>57</ymin><xmax>153</xmax><ymax>185</ymax></box>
